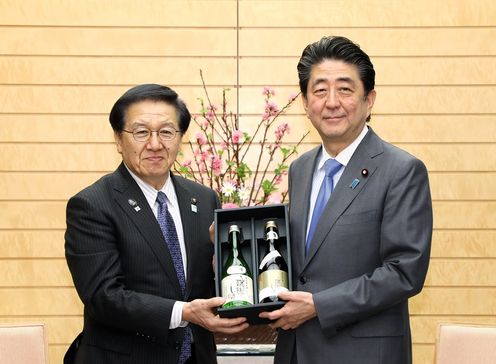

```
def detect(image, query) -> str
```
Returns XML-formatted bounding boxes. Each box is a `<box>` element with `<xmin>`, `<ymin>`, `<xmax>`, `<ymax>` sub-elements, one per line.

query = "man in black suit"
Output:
<box><xmin>64</xmin><ymin>84</ymin><xmax>248</xmax><ymax>364</ymax></box>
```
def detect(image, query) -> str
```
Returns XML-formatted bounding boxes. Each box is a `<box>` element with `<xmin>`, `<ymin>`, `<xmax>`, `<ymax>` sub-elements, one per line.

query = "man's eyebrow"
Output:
<box><xmin>336</xmin><ymin>76</ymin><xmax>356</xmax><ymax>85</ymax></box>
<box><xmin>310</xmin><ymin>76</ymin><xmax>356</xmax><ymax>86</ymax></box>
<box><xmin>310</xmin><ymin>77</ymin><xmax>328</xmax><ymax>87</ymax></box>
<box><xmin>130</xmin><ymin>117</ymin><xmax>174</xmax><ymax>125</ymax></box>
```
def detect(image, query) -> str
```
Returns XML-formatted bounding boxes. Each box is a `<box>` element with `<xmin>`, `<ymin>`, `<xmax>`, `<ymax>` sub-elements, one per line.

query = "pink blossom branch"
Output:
<box><xmin>199</xmin><ymin>70</ymin><xmax>231</xmax><ymax>141</ymax></box>
<box><xmin>187</xmin><ymin>141</ymin><xmax>205</xmax><ymax>185</ymax></box>
<box><xmin>260</xmin><ymin>130</ymin><xmax>310</xmax><ymax>202</ymax></box>
<box><xmin>246</xmin><ymin>94</ymin><xmax>300</xmax><ymax>204</ymax></box>
<box><xmin>247</xmin><ymin>121</ymin><xmax>272</xmax><ymax>204</ymax></box>
<box><xmin>175</xmin><ymin>75</ymin><xmax>306</xmax><ymax>207</ymax></box>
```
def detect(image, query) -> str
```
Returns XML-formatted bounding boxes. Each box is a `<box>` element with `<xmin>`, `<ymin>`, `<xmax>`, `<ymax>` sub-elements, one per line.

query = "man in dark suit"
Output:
<box><xmin>260</xmin><ymin>36</ymin><xmax>433</xmax><ymax>363</ymax></box>
<box><xmin>64</xmin><ymin>84</ymin><xmax>248</xmax><ymax>364</ymax></box>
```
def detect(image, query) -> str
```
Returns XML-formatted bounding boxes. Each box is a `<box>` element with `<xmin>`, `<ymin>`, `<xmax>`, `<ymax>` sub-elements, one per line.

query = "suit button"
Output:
<box><xmin>299</xmin><ymin>276</ymin><xmax>307</xmax><ymax>284</ymax></box>
<box><xmin>175</xmin><ymin>341</ymin><xmax>181</xmax><ymax>350</ymax></box>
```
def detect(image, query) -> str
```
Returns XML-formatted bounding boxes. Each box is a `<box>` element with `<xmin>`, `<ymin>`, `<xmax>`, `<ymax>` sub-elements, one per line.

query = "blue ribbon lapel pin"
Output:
<box><xmin>350</xmin><ymin>178</ymin><xmax>360</xmax><ymax>189</ymax></box>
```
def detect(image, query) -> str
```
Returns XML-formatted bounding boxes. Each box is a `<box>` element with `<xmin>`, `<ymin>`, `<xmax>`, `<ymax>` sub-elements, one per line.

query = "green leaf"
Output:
<box><xmin>280</xmin><ymin>147</ymin><xmax>291</xmax><ymax>158</ymax></box>
<box><xmin>274</xmin><ymin>163</ymin><xmax>288</xmax><ymax>175</ymax></box>
<box><xmin>235</xmin><ymin>162</ymin><xmax>252</xmax><ymax>180</ymax></box>
<box><xmin>178</xmin><ymin>166</ymin><xmax>192</xmax><ymax>177</ymax></box>
<box><xmin>261</xmin><ymin>179</ymin><xmax>277</xmax><ymax>195</ymax></box>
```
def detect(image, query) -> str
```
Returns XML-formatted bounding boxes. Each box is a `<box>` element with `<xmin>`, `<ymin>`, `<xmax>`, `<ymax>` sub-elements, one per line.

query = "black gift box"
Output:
<box><xmin>214</xmin><ymin>204</ymin><xmax>292</xmax><ymax>325</ymax></box>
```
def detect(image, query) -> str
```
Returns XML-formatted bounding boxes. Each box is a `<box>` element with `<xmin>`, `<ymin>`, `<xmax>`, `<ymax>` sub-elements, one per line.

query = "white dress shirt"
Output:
<box><xmin>306</xmin><ymin>125</ymin><xmax>369</xmax><ymax>240</ymax></box>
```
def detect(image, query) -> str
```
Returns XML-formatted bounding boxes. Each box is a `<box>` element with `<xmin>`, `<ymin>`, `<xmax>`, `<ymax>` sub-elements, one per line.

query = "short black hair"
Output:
<box><xmin>297</xmin><ymin>36</ymin><xmax>375</xmax><ymax>99</ymax></box>
<box><xmin>109</xmin><ymin>84</ymin><xmax>191</xmax><ymax>132</ymax></box>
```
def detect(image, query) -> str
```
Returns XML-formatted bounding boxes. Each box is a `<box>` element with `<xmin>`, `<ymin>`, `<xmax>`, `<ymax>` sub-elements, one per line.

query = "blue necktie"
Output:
<box><xmin>156</xmin><ymin>191</ymin><xmax>191</xmax><ymax>364</ymax></box>
<box><xmin>306</xmin><ymin>159</ymin><xmax>342</xmax><ymax>255</ymax></box>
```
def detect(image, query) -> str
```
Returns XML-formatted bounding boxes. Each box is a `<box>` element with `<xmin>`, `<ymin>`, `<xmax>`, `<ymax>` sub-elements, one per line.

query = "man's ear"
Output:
<box><xmin>302</xmin><ymin>94</ymin><xmax>309</xmax><ymax>114</ymax></box>
<box><xmin>366</xmin><ymin>89</ymin><xmax>376</xmax><ymax>115</ymax></box>
<box><xmin>114</xmin><ymin>131</ymin><xmax>123</xmax><ymax>154</ymax></box>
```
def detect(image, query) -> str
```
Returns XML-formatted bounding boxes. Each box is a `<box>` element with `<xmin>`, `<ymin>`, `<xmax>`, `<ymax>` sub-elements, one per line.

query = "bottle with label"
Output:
<box><xmin>258</xmin><ymin>220</ymin><xmax>289</xmax><ymax>303</ymax></box>
<box><xmin>221</xmin><ymin>225</ymin><xmax>254</xmax><ymax>308</ymax></box>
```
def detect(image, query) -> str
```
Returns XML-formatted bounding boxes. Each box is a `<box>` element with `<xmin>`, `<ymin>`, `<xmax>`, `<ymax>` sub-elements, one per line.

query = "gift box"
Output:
<box><xmin>214</xmin><ymin>204</ymin><xmax>292</xmax><ymax>325</ymax></box>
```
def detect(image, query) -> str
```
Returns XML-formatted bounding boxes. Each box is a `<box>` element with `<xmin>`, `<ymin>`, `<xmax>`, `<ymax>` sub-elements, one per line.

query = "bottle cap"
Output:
<box><xmin>228</xmin><ymin>224</ymin><xmax>241</xmax><ymax>234</ymax></box>
<box><xmin>265</xmin><ymin>220</ymin><xmax>278</xmax><ymax>230</ymax></box>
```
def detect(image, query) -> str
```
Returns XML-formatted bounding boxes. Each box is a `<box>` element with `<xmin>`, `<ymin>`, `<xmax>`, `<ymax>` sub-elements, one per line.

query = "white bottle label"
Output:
<box><xmin>258</xmin><ymin>270</ymin><xmax>289</xmax><ymax>302</ymax></box>
<box><xmin>221</xmin><ymin>274</ymin><xmax>254</xmax><ymax>304</ymax></box>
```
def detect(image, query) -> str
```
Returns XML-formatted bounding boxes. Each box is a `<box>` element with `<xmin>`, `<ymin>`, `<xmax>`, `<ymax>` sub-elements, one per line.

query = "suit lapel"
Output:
<box><xmin>304</xmin><ymin>129</ymin><xmax>383</xmax><ymax>267</ymax></box>
<box><xmin>171</xmin><ymin>174</ymin><xmax>199</xmax><ymax>299</ymax></box>
<box><xmin>110</xmin><ymin>163</ymin><xmax>183</xmax><ymax>295</ymax></box>
<box><xmin>291</xmin><ymin>147</ymin><xmax>321</xmax><ymax>270</ymax></box>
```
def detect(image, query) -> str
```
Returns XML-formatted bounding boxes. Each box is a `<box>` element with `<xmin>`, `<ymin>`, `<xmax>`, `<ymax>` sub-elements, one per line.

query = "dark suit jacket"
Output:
<box><xmin>275</xmin><ymin>128</ymin><xmax>433</xmax><ymax>364</ymax></box>
<box><xmin>64</xmin><ymin>162</ymin><xmax>220</xmax><ymax>364</ymax></box>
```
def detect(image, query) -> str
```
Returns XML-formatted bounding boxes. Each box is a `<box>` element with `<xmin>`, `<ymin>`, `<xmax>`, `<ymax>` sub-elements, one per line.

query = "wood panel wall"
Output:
<box><xmin>1</xmin><ymin>1</ymin><xmax>495</xmax><ymax>363</ymax></box>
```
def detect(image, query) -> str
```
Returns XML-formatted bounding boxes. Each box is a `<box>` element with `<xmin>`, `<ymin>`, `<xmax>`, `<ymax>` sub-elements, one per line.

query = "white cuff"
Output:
<box><xmin>169</xmin><ymin>301</ymin><xmax>188</xmax><ymax>329</ymax></box>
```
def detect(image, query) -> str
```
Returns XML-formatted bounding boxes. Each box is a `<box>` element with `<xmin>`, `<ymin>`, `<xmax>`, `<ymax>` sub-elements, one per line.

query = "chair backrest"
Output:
<box><xmin>0</xmin><ymin>323</ymin><xmax>48</xmax><ymax>364</ymax></box>
<box><xmin>436</xmin><ymin>323</ymin><xmax>496</xmax><ymax>364</ymax></box>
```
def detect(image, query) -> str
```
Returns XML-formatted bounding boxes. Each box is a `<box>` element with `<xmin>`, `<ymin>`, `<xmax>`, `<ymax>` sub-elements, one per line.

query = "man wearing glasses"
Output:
<box><xmin>64</xmin><ymin>84</ymin><xmax>248</xmax><ymax>364</ymax></box>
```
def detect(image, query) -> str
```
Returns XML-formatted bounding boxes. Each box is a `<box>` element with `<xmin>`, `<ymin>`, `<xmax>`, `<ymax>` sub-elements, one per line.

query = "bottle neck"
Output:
<box><xmin>268</xmin><ymin>240</ymin><xmax>275</xmax><ymax>252</ymax></box>
<box><xmin>266</xmin><ymin>228</ymin><xmax>278</xmax><ymax>252</ymax></box>
<box><xmin>230</xmin><ymin>233</ymin><xmax>240</xmax><ymax>261</ymax></box>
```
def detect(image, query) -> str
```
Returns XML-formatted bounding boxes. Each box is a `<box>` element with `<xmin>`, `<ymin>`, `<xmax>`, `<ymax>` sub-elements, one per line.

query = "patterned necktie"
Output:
<box><xmin>156</xmin><ymin>191</ymin><xmax>191</xmax><ymax>364</ymax></box>
<box><xmin>306</xmin><ymin>159</ymin><xmax>342</xmax><ymax>255</ymax></box>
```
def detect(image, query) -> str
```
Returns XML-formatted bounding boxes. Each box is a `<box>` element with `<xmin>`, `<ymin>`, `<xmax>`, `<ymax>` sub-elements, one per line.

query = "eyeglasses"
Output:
<box><xmin>122</xmin><ymin>127</ymin><xmax>182</xmax><ymax>142</ymax></box>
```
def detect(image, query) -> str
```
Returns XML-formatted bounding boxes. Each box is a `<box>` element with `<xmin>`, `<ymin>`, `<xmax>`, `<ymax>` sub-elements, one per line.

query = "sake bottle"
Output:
<box><xmin>258</xmin><ymin>220</ymin><xmax>289</xmax><ymax>303</ymax></box>
<box><xmin>221</xmin><ymin>225</ymin><xmax>254</xmax><ymax>308</ymax></box>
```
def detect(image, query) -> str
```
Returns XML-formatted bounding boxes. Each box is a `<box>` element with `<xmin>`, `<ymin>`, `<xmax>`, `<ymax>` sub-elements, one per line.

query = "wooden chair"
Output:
<box><xmin>436</xmin><ymin>323</ymin><xmax>496</xmax><ymax>364</ymax></box>
<box><xmin>0</xmin><ymin>323</ymin><xmax>48</xmax><ymax>364</ymax></box>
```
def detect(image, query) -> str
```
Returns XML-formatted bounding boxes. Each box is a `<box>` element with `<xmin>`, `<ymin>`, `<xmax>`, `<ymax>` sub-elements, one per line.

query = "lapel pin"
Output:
<box><xmin>128</xmin><ymin>199</ymin><xmax>141</xmax><ymax>212</ymax></box>
<box><xmin>350</xmin><ymin>178</ymin><xmax>360</xmax><ymax>189</ymax></box>
<box><xmin>191</xmin><ymin>198</ymin><xmax>198</xmax><ymax>213</ymax></box>
<box><xmin>361</xmin><ymin>169</ymin><xmax>369</xmax><ymax>177</ymax></box>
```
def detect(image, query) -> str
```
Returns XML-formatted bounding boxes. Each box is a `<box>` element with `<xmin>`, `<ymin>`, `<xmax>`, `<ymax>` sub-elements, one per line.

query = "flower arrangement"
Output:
<box><xmin>175</xmin><ymin>71</ymin><xmax>309</xmax><ymax>208</ymax></box>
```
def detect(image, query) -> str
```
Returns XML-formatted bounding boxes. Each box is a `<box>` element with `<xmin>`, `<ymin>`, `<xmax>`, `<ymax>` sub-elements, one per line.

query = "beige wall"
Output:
<box><xmin>1</xmin><ymin>1</ymin><xmax>495</xmax><ymax>363</ymax></box>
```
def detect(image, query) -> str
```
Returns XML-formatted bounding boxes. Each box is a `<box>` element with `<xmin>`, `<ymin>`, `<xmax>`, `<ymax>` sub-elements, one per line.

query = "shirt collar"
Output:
<box><xmin>124</xmin><ymin>164</ymin><xmax>178</xmax><ymax>210</ymax></box>
<box><xmin>317</xmin><ymin>125</ymin><xmax>369</xmax><ymax>170</ymax></box>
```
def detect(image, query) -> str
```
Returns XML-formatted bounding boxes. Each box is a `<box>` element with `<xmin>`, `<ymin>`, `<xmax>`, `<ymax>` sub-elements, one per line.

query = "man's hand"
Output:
<box><xmin>183</xmin><ymin>297</ymin><xmax>249</xmax><ymax>334</ymax></box>
<box><xmin>258</xmin><ymin>291</ymin><xmax>317</xmax><ymax>330</ymax></box>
